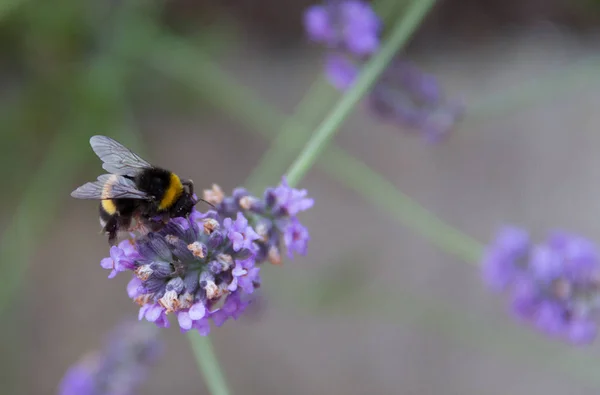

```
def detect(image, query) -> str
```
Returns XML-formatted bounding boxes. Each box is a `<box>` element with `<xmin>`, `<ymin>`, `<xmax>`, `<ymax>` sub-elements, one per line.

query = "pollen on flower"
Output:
<box><xmin>135</xmin><ymin>295</ymin><xmax>152</xmax><ymax>306</ymax></box>
<box><xmin>239</xmin><ymin>196</ymin><xmax>258</xmax><ymax>210</ymax></box>
<box><xmin>268</xmin><ymin>246</ymin><xmax>282</xmax><ymax>266</ymax></box>
<box><xmin>255</xmin><ymin>222</ymin><xmax>269</xmax><ymax>240</ymax></box>
<box><xmin>187</xmin><ymin>241</ymin><xmax>206</xmax><ymax>258</ymax></box>
<box><xmin>165</xmin><ymin>234</ymin><xmax>180</xmax><ymax>245</ymax></box>
<box><xmin>204</xmin><ymin>281</ymin><xmax>221</xmax><ymax>299</ymax></box>
<box><xmin>203</xmin><ymin>184</ymin><xmax>224</xmax><ymax>205</ymax></box>
<box><xmin>159</xmin><ymin>290</ymin><xmax>180</xmax><ymax>313</ymax></box>
<box><xmin>203</xmin><ymin>218</ymin><xmax>219</xmax><ymax>234</ymax></box>
<box><xmin>135</xmin><ymin>265</ymin><xmax>154</xmax><ymax>281</ymax></box>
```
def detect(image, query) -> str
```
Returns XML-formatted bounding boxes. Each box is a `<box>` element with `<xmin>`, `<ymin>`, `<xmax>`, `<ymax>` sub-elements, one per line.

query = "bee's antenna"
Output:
<box><xmin>182</xmin><ymin>178</ymin><xmax>215</xmax><ymax>209</ymax></box>
<box><xmin>194</xmin><ymin>197</ymin><xmax>215</xmax><ymax>209</ymax></box>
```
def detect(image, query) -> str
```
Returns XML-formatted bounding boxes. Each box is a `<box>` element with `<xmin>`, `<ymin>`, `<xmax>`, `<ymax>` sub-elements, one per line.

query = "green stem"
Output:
<box><xmin>285</xmin><ymin>0</ymin><xmax>438</xmax><ymax>186</ymax></box>
<box><xmin>188</xmin><ymin>332</ymin><xmax>231</xmax><ymax>395</ymax></box>
<box><xmin>466</xmin><ymin>55</ymin><xmax>600</xmax><ymax>121</ymax></box>
<box><xmin>321</xmin><ymin>145</ymin><xmax>483</xmax><ymax>262</ymax></box>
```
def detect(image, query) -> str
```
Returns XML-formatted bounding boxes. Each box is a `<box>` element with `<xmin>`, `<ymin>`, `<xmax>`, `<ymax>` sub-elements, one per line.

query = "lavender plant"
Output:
<box><xmin>100</xmin><ymin>178</ymin><xmax>313</xmax><ymax>335</ymax></box>
<box><xmin>59</xmin><ymin>320</ymin><xmax>162</xmax><ymax>395</ymax></box>
<box><xmin>303</xmin><ymin>0</ymin><xmax>463</xmax><ymax>141</ymax></box>
<box><xmin>39</xmin><ymin>0</ymin><xmax>600</xmax><ymax>394</ymax></box>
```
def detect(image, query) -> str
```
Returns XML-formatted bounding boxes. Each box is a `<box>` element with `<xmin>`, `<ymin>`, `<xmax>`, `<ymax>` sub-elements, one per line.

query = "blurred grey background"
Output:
<box><xmin>2</xmin><ymin>0</ymin><xmax>600</xmax><ymax>394</ymax></box>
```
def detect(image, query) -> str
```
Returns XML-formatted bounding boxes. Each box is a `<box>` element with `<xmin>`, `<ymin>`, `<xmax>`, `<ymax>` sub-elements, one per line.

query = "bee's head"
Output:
<box><xmin>171</xmin><ymin>192</ymin><xmax>197</xmax><ymax>218</ymax></box>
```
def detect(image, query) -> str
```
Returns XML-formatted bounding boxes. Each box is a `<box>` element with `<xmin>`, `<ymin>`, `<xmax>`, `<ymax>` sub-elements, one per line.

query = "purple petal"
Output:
<box><xmin>567</xmin><ymin>319</ymin><xmax>597</xmax><ymax>345</ymax></box>
<box><xmin>100</xmin><ymin>257</ymin><xmax>113</xmax><ymax>271</ymax></box>
<box><xmin>189</xmin><ymin>302</ymin><xmax>206</xmax><ymax>320</ymax></box>
<box><xmin>138</xmin><ymin>305</ymin><xmax>150</xmax><ymax>321</ymax></box>
<box><xmin>304</xmin><ymin>5</ymin><xmax>334</xmax><ymax>43</ymax></box>
<box><xmin>177</xmin><ymin>311</ymin><xmax>192</xmax><ymax>331</ymax></box>
<box><xmin>127</xmin><ymin>276</ymin><xmax>143</xmax><ymax>299</ymax></box>
<box><xmin>530</xmin><ymin>245</ymin><xmax>562</xmax><ymax>283</ymax></box>
<box><xmin>325</xmin><ymin>54</ymin><xmax>358</xmax><ymax>91</ymax></box>
<box><xmin>344</xmin><ymin>30</ymin><xmax>379</xmax><ymax>56</ymax></box>
<box><xmin>145</xmin><ymin>305</ymin><xmax>164</xmax><ymax>322</ymax></box>
<box><xmin>193</xmin><ymin>319</ymin><xmax>211</xmax><ymax>336</ymax></box>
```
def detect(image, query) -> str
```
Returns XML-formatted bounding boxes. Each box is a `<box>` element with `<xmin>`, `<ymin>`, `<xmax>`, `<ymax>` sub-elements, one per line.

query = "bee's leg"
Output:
<box><xmin>103</xmin><ymin>216</ymin><xmax>119</xmax><ymax>246</ymax></box>
<box><xmin>141</xmin><ymin>214</ymin><xmax>168</xmax><ymax>232</ymax></box>
<box><xmin>119</xmin><ymin>215</ymin><xmax>133</xmax><ymax>232</ymax></box>
<box><xmin>182</xmin><ymin>179</ymin><xmax>194</xmax><ymax>195</ymax></box>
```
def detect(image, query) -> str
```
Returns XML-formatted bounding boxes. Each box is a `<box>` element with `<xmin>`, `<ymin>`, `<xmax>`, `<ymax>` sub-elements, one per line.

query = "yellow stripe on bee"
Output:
<box><xmin>101</xmin><ymin>175</ymin><xmax>119</xmax><ymax>199</ymax></box>
<box><xmin>101</xmin><ymin>175</ymin><xmax>119</xmax><ymax>215</ymax></box>
<box><xmin>159</xmin><ymin>173</ymin><xmax>183</xmax><ymax>211</ymax></box>
<box><xmin>101</xmin><ymin>199</ymin><xmax>117</xmax><ymax>215</ymax></box>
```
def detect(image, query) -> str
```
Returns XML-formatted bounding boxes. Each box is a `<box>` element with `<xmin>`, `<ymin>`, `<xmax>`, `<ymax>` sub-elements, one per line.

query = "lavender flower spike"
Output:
<box><xmin>206</xmin><ymin>177</ymin><xmax>314</xmax><ymax>264</ymax></box>
<box><xmin>482</xmin><ymin>227</ymin><xmax>600</xmax><ymax>345</ymax></box>
<box><xmin>98</xmin><ymin>178</ymin><xmax>313</xmax><ymax>335</ymax></box>
<box><xmin>59</xmin><ymin>320</ymin><xmax>162</xmax><ymax>395</ymax></box>
<box><xmin>304</xmin><ymin>0</ymin><xmax>381</xmax><ymax>56</ymax></box>
<box><xmin>304</xmin><ymin>1</ymin><xmax>462</xmax><ymax>141</ymax></box>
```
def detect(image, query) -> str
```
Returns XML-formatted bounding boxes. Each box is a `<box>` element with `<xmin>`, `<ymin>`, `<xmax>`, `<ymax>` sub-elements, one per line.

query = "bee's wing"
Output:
<box><xmin>71</xmin><ymin>174</ymin><xmax>150</xmax><ymax>200</ymax></box>
<box><xmin>89</xmin><ymin>135</ymin><xmax>152</xmax><ymax>177</ymax></box>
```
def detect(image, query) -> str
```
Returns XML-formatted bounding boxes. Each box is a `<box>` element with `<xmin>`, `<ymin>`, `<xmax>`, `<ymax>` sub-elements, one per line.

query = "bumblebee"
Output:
<box><xmin>71</xmin><ymin>135</ymin><xmax>199</xmax><ymax>245</ymax></box>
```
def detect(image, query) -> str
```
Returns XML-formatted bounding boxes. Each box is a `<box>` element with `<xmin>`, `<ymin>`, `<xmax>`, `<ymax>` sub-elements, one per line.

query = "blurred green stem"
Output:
<box><xmin>285</xmin><ymin>0</ymin><xmax>438</xmax><ymax>186</ymax></box>
<box><xmin>188</xmin><ymin>332</ymin><xmax>231</xmax><ymax>395</ymax></box>
<box><xmin>466</xmin><ymin>55</ymin><xmax>600</xmax><ymax>121</ymax></box>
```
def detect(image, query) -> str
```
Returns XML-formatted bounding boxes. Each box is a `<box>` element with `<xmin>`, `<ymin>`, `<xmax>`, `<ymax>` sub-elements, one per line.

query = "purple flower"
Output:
<box><xmin>272</xmin><ymin>177</ymin><xmax>314</xmax><ymax>216</ymax></box>
<box><xmin>303</xmin><ymin>0</ymin><xmax>381</xmax><ymax>56</ymax></box>
<box><xmin>325</xmin><ymin>54</ymin><xmax>358</xmax><ymax>91</ymax></box>
<box><xmin>304</xmin><ymin>2</ymin><xmax>460</xmax><ymax>143</ymax></box>
<box><xmin>59</xmin><ymin>320</ymin><xmax>162</xmax><ymax>395</ymax></box>
<box><xmin>96</xmin><ymin>179</ymin><xmax>313</xmax><ymax>336</ymax></box>
<box><xmin>304</xmin><ymin>5</ymin><xmax>335</xmax><ymax>44</ymax></box>
<box><xmin>211</xmin><ymin>291</ymin><xmax>251</xmax><ymax>327</ymax></box>
<box><xmin>207</xmin><ymin>177</ymin><xmax>313</xmax><ymax>266</ymax></box>
<box><xmin>223</xmin><ymin>212</ymin><xmax>261</xmax><ymax>252</ymax></box>
<box><xmin>284</xmin><ymin>218</ymin><xmax>310</xmax><ymax>258</ymax></box>
<box><xmin>369</xmin><ymin>59</ymin><xmax>463</xmax><ymax>142</ymax></box>
<box><xmin>482</xmin><ymin>226</ymin><xmax>530</xmax><ymax>291</ymax></box>
<box><xmin>339</xmin><ymin>0</ymin><xmax>381</xmax><ymax>55</ymax></box>
<box><xmin>100</xmin><ymin>245</ymin><xmax>135</xmax><ymax>279</ymax></box>
<box><xmin>483</xmin><ymin>227</ymin><xmax>600</xmax><ymax>345</ymax></box>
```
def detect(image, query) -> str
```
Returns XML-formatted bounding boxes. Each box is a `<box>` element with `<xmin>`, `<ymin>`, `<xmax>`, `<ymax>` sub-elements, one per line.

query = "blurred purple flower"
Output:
<box><xmin>59</xmin><ymin>320</ymin><xmax>162</xmax><ymax>395</ymax></box>
<box><xmin>304</xmin><ymin>0</ymin><xmax>381</xmax><ymax>56</ymax></box>
<box><xmin>304</xmin><ymin>1</ymin><xmax>462</xmax><ymax>142</ymax></box>
<box><xmin>304</xmin><ymin>5</ymin><xmax>335</xmax><ymax>44</ymax></box>
<box><xmin>325</xmin><ymin>54</ymin><xmax>358</xmax><ymax>90</ymax></box>
<box><xmin>482</xmin><ymin>227</ymin><xmax>600</xmax><ymax>345</ymax></box>
<box><xmin>369</xmin><ymin>59</ymin><xmax>464</xmax><ymax>141</ymax></box>
<box><xmin>482</xmin><ymin>226</ymin><xmax>530</xmax><ymax>291</ymax></box>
